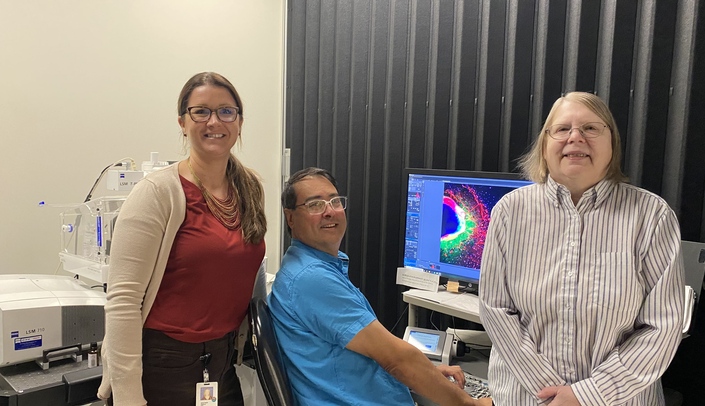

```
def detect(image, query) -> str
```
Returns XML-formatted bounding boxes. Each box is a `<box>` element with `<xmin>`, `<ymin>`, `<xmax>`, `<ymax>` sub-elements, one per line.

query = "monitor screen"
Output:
<box><xmin>408</xmin><ymin>330</ymin><xmax>441</xmax><ymax>352</ymax></box>
<box><xmin>401</xmin><ymin>168</ymin><xmax>532</xmax><ymax>286</ymax></box>
<box><xmin>403</xmin><ymin>326</ymin><xmax>447</xmax><ymax>360</ymax></box>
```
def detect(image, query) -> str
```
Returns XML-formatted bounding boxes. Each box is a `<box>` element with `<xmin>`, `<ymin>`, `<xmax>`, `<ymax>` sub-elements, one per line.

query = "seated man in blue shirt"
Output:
<box><xmin>268</xmin><ymin>167</ymin><xmax>491</xmax><ymax>406</ymax></box>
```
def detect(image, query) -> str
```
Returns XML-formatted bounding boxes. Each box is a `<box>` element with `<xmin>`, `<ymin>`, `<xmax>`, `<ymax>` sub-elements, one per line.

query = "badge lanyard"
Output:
<box><xmin>196</xmin><ymin>353</ymin><xmax>218</xmax><ymax>405</ymax></box>
<box><xmin>200</xmin><ymin>353</ymin><xmax>211</xmax><ymax>383</ymax></box>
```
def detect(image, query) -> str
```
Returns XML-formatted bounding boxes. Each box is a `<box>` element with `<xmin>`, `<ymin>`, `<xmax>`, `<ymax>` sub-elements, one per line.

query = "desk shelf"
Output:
<box><xmin>403</xmin><ymin>288</ymin><xmax>482</xmax><ymax>326</ymax></box>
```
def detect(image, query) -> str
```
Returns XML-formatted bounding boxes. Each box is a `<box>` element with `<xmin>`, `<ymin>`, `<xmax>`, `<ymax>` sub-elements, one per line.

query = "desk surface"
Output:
<box><xmin>403</xmin><ymin>289</ymin><xmax>482</xmax><ymax>324</ymax></box>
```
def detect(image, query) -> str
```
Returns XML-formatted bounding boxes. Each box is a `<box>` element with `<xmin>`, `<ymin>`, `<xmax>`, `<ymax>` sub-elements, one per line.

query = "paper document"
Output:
<box><xmin>396</xmin><ymin>267</ymin><xmax>440</xmax><ymax>292</ymax></box>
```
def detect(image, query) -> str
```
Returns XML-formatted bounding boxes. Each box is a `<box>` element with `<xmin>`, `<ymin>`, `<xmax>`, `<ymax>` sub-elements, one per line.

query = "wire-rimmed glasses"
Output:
<box><xmin>295</xmin><ymin>196</ymin><xmax>348</xmax><ymax>214</ymax></box>
<box><xmin>186</xmin><ymin>106</ymin><xmax>240</xmax><ymax>123</ymax></box>
<box><xmin>546</xmin><ymin>122</ymin><xmax>609</xmax><ymax>140</ymax></box>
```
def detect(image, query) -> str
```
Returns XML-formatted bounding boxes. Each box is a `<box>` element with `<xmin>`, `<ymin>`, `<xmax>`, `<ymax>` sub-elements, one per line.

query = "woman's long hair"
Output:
<box><xmin>178</xmin><ymin>72</ymin><xmax>267</xmax><ymax>244</ymax></box>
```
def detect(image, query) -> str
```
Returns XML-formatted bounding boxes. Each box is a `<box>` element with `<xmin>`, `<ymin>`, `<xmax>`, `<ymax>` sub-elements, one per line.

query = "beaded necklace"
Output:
<box><xmin>187</xmin><ymin>159</ymin><xmax>240</xmax><ymax>229</ymax></box>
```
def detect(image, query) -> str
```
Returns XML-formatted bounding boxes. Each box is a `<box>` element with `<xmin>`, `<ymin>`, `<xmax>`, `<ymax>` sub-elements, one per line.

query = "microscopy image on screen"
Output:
<box><xmin>439</xmin><ymin>183</ymin><xmax>513</xmax><ymax>269</ymax></box>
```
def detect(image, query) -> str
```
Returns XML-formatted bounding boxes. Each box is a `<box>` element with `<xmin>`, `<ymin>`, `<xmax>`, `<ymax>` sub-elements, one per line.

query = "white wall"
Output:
<box><xmin>0</xmin><ymin>1</ymin><xmax>284</xmax><ymax>276</ymax></box>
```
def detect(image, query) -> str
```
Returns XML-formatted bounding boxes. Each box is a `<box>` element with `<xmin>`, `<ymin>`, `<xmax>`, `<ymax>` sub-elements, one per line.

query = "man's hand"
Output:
<box><xmin>472</xmin><ymin>398</ymin><xmax>493</xmax><ymax>406</ymax></box>
<box><xmin>435</xmin><ymin>365</ymin><xmax>493</xmax><ymax>406</ymax></box>
<box><xmin>435</xmin><ymin>364</ymin><xmax>465</xmax><ymax>389</ymax></box>
<box><xmin>347</xmin><ymin>320</ymin><xmax>492</xmax><ymax>406</ymax></box>
<box><xmin>537</xmin><ymin>385</ymin><xmax>580</xmax><ymax>405</ymax></box>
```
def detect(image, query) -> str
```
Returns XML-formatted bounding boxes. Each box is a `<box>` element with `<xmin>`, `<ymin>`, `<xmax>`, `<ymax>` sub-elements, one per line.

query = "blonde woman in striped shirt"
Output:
<box><xmin>479</xmin><ymin>92</ymin><xmax>684</xmax><ymax>405</ymax></box>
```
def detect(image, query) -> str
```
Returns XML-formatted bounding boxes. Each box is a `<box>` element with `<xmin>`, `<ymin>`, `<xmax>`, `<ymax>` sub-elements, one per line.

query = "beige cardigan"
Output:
<box><xmin>97</xmin><ymin>163</ymin><xmax>251</xmax><ymax>405</ymax></box>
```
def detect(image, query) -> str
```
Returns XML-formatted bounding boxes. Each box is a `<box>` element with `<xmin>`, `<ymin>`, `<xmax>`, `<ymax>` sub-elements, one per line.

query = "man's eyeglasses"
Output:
<box><xmin>186</xmin><ymin>106</ymin><xmax>240</xmax><ymax>123</ymax></box>
<box><xmin>546</xmin><ymin>122</ymin><xmax>609</xmax><ymax>140</ymax></box>
<box><xmin>294</xmin><ymin>196</ymin><xmax>348</xmax><ymax>214</ymax></box>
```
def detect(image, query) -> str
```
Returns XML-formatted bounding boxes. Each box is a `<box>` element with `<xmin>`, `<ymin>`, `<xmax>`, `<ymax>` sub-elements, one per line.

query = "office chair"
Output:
<box><xmin>248</xmin><ymin>297</ymin><xmax>296</xmax><ymax>406</ymax></box>
<box><xmin>663</xmin><ymin>241</ymin><xmax>705</xmax><ymax>406</ymax></box>
<box><xmin>681</xmin><ymin>240</ymin><xmax>705</xmax><ymax>335</ymax></box>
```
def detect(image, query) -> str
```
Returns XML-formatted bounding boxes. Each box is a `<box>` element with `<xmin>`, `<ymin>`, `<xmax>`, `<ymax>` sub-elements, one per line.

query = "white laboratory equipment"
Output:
<box><xmin>0</xmin><ymin>154</ymin><xmax>172</xmax><ymax>405</ymax></box>
<box><xmin>0</xmin><ymin>275</ymin><xmax>105</xmax><ymax>367</ymax></box>
<box><xmin>58</xmin><ymin>152</ymin><xmax>170</xmax><ymax>286</ymax></box>
<box><xmin>58</xmin><ymin>197</ymin><xmax>126</xmax><ymax>287</ymax></box>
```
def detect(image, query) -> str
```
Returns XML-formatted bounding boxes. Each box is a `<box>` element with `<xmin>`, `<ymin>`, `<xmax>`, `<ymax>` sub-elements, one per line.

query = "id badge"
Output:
<box><xmin>196</xmin><ymin>381</ymin><xmax>218</xmax><ymax>405</ymax></box>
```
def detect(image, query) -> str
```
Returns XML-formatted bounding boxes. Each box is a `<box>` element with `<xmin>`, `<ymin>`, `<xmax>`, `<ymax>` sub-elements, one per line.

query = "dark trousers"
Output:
<box><xmin>109</xmin><ymin>328</ymin><xmax>244</xmax><ymax>406</ymax></box>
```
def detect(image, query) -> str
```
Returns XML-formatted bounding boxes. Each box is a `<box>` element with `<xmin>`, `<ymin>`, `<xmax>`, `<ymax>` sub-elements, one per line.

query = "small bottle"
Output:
<box><xmin>88</xmin><ymin>342</ymin><xmax>99</xmax><ymax>367</ymax></box>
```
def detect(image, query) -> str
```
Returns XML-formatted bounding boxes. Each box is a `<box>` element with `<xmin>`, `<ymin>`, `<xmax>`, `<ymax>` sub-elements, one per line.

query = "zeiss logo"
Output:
<box><xmin>14</xmin><ymin>335</ymin><xmax>42</xmax><ymax>350</ymax></box>
<box><xmin>11</xmin><ymin>331</ymin><xmax>19</xmax><ymax>338</ymax></box>
<box><xmin>120</xmin><ymin>173</ymin><xmax>126</xmax><ymax>179</ymax></box>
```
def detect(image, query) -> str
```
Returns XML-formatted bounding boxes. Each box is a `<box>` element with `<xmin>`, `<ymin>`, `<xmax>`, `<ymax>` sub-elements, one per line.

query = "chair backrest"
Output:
<box><xmin>249</xmin><ymin>297</ymin><xmax>296</xmax><ymax>406</ymax></box>
<box><xmin>682</xmin><ymin>240</ymin><xmax>705</xmax><ymax>334</ymax></box>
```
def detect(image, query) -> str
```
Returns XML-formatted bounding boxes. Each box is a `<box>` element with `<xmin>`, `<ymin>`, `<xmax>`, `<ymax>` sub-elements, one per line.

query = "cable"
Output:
<box><xmin>53</xmin><ymin>261</ymin><xmax>63</xmax><ymax>275</ymax></box>
<box><xmin>83</xmin><ymin>157</ymin><xmax>136</xmax><ymax>202</ymax></box>
<box><xmin>429</xmin><ymin>310</ymin><xmax>440</xmax><ymax>331</ymax></box>
<box><xmin>463</xmin><ymin>345</ymin><xmax>491</xmax><ymax>360</ymax></box>
<box><xmin>390</xmin><ymin>304</ymin><xmax>409</xmax><ymax>333</ymax></box>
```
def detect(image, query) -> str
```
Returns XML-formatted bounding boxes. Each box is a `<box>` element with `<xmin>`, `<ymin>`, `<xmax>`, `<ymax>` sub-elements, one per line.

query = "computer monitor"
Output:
<box><xmin>400</xmin><ymin>168</ymin><xmax>532</xmax><ymax>288</ymax></box>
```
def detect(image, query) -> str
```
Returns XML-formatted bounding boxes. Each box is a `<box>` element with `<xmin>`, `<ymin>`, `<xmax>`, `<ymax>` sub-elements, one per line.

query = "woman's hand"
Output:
<box><xmin>538</xmin><ymin>385</ymin><xmax>580</xmax><ymax>405</ymax></box>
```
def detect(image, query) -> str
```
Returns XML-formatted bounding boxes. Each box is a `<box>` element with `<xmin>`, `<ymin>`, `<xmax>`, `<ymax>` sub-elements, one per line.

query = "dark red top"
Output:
<box><xmin>144</xmin><ymin>176</ymin><xmax>266</xmax><ymax>343</ymax></box>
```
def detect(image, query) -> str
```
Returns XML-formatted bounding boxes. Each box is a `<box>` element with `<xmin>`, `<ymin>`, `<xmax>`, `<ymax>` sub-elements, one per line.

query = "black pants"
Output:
<box><xmin>109</xmin><ymin>328</ymin><xmax>244</xmax><ymax>406</ymax></box>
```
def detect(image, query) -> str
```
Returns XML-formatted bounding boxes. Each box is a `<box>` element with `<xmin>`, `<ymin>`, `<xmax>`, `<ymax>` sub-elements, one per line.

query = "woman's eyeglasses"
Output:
<box><xmin>186</xmin><ymin>106</ymin><xmax>240</xmax><ymax>123</ymax></box>
<box><xmin>546</xmin><ymin>122</ymin><xmax>609</xmax><ymax>140</ymax></box>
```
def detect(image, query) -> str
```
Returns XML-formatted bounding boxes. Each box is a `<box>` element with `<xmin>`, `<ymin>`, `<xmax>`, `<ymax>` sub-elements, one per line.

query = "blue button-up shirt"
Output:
<box><xmin>268</xmin><ymin>239</ymin><xmax>413</xmax><ymax>405</ymax></box>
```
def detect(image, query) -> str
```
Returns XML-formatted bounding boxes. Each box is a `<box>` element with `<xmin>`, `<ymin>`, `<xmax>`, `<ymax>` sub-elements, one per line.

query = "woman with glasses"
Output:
<box><xmin>98</xmin><ymin>72</ymin><xmax>266</xmax><ymax>406</ymax></box>
<box><xmin>479</xmin><ymin>92</ymin><xmax>684</xmax><ymax>405</ymax></box>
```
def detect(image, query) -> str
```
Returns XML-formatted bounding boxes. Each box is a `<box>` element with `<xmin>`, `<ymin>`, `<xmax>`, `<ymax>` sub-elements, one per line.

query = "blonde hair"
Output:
<box><xmin>517</xmin><ymin>92</ymin><xmax>628</xmax><ymax>183</ymax></box>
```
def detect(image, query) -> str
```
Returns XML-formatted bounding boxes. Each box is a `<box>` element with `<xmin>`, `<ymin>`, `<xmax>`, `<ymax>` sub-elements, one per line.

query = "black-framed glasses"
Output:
<box><xmin>546</xmin><ymin>122</ymin><xmax>609</xmax><ymax>140</ymax></box>
<box><xmin>294</xmin><ymin>196</ymin><xmax>348</xmax><ymax>214</ymax></box>
<box><xmin>186</xmin><ymin>106</ymin><xmax>240</xmax><ymax>123</ymax></box>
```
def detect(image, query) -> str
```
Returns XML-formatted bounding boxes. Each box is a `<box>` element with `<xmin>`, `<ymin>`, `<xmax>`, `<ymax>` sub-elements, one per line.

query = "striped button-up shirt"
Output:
<box><xmin>479</xmin><ymin>176</ymin><xmax>684</xmax><ymax>406</ymax></box>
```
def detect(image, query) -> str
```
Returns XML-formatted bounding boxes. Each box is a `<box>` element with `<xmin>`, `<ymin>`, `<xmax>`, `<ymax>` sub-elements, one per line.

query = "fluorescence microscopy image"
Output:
<box><xmin>440</xmin><ymin>183</ymin><xmax>514</xmax><ymax>269</ymax></box>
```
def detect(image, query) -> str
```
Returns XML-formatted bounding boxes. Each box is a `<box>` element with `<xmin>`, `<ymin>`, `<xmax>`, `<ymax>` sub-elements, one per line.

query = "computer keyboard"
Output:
<box><xmin>463</xmin><ymin>371</ymin><xmax>491</xmax><ymax>399</ymax></box>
